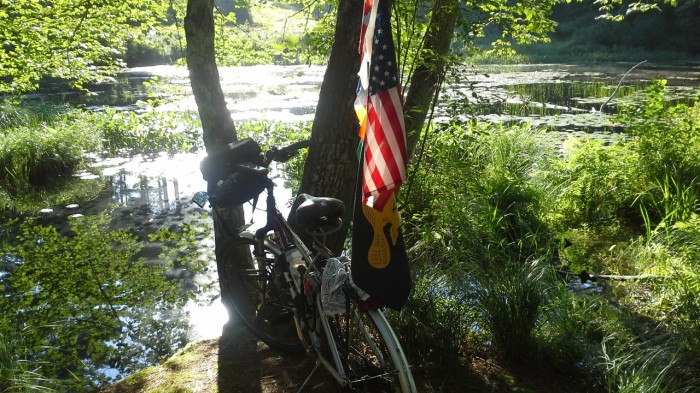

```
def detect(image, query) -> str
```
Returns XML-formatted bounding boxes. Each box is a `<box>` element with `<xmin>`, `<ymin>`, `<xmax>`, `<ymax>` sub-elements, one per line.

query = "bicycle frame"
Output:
<box><xmin>198</xmin><ymin>140</ymin><xmax>415</xmax><ymax>392</ymax></box>
<box><xmin>231</xmin><ymin>180</ymin><xmax>356</xmax><ymax>389</ymax></box>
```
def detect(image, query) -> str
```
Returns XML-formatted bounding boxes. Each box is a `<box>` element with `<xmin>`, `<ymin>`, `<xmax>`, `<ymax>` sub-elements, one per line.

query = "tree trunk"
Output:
<box><xmin>403</xmin><ymin>0</ymin><xmax>458</xmax><ymax>159</ymax></box>
<box><xmin>289</xmin><ymin>0</ymin><xmax>364</xmax><ymax>255</ymax></box>
<box><xmin>184</xmin><ymin>0</ymin><xmax>250</xmax><ymax>320</ymax></box>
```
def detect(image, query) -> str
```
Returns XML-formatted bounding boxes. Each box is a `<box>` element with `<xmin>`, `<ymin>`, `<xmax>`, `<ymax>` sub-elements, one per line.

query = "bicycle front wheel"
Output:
<box><xmin>321</xmin><ymin>300</ymin><xmax>416</xmax><ymax>393</ymax></box>
<box><xmin>220</xmin><ymin>237</ymin><xmax>304</xmax><ymax>353</ymax></box>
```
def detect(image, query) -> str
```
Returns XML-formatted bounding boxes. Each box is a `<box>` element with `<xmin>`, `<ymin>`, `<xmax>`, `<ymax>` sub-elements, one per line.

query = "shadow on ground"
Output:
<box><xmin>217</xmin><ymin>322</ymin><xmax>338</xmax><ymax>393</ymax></box>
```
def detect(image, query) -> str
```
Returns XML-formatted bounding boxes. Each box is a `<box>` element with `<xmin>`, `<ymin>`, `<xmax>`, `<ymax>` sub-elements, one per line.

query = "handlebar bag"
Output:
<box><xmin>200</xmin><ymin>138</ymin><xmax>264</xmax><ymax>183</ymax></box>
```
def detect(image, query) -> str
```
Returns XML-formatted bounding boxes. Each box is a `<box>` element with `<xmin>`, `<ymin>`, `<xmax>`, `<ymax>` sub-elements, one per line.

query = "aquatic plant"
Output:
<box><xmin>85</xmin><ymin>108</ymin><xmax>202</xmax><ymax>156</ymax></box>
<box><xmin>0</xmin><ymin>113</ymin><xmax>101</xmax><ymax>194</ymax></box>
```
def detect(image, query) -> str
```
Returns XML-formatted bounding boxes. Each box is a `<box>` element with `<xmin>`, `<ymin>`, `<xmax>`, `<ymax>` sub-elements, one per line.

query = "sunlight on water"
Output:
<box><xmin>96</xmin><ymin>151</ymin><xmax>208</xmax><ymax>213</ymax></box>
<box><xmin>185</xmin><ymin>298</ymin><xmax>230</xmax><ymax>340</ymax></box>
<box><xmin>128</xmin><ymin>64</ymin><xmax>326</xmax><ymax>123</ymax></box>
<box><xmin>91</xmin><ymin>149</ymin><xmax>296</xmax><ymax>340</ymax></box>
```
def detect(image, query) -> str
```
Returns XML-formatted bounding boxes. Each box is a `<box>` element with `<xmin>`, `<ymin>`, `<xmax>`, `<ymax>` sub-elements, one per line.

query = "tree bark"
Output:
<box><xmin>184</xmin><ymin>0</ymin><xmax>250</xmax><ymax>319</ymax></box>
<box><xmin>289</xmin><ymin>0</ymin><xmax>364</xmax><ymax>255</ymax></box>
<box><xmin>403</xmin><ymin>0</ymin><xmax>458</xmax><ymax>159</ymax></box>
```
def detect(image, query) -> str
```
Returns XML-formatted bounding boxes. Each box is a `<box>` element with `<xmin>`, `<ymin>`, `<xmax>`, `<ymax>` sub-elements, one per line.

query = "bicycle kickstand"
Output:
<box><xmin>296</xmin><ymin>358</ymin><xmax>322</xmax><ymax>393</ymax></box>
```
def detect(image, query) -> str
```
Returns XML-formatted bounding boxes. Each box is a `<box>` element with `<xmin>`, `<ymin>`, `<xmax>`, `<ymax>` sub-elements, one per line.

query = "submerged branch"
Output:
<box><xmin>598</xmin><ymin>60</ymin><xmax>648</xmax><ymax>113</ymax></box>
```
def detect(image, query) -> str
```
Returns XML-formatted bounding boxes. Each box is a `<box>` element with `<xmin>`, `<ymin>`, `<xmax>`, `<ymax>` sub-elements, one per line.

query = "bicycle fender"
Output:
<box><xmin>237</xmin><ymin>231</ymin><xmax>283</xmax><ymax>255</ymax></box>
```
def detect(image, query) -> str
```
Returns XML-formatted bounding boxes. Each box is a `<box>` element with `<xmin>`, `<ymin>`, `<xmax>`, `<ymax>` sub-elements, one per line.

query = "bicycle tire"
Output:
<box><xmin>320</xmin><ymin>300</ymin><xmax>417</xmax><ymax>393</ymax></box>
<box><xmin>221</xmin><ymin>237</ymin><xmax>305</xmax><ymax>353</ymax></box>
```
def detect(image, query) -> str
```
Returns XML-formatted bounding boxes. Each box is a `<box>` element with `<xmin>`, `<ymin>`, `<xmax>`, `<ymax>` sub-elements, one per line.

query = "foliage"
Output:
<box><xmin>0</xmin><ymin>319</ymin><xmax>55</xmax><ymax>392</ymax></box>
<box><xmin>210</xmin><ymin>3</ymin><xmax>325</xmax><ymax>67</ymax></box>
<box><xmin>0</xmin><ymin>111</ymin><xmax>102</xmax><ymax>194</ymax></box>
<box><xmin>0</xmin><ymin>214</ymin><xmax>187</xmax><ymax>392</ymax></box>
<box><xmin>402</xmin><ymin>119</ymin><xmax>555</xmax><ymax>268</ymax></box>
<box><xmin>298</xmin><ymin>6</ymin><xmax>338</xmax><ymax>64</ymax></box>
<box><xmin>617</xmin><ymin>80</ymin><xmax>700</xmax><ymax>195</ymax></box>
<box><xmin>83</xmin><ymin>108</ymin><xmax>203</xmax><ymax>156</ymax></box>
<box><xmin>0</xmin><ymin>102</ymin><xmax>74</xmax><ymax>130</ymax></box>
<box><xmin>622</xmin><ymin>216</ymin><xmax>700</xmax><ymax>353</ymax></box>
<box><xmin>400</xmin><ymin>121</ymin><xmax>557</xmax><ymax>362</ymax></box>
<box><xmin>601</xmin><ymin>332</ymin><xmax>697</xmax><ymax>393</ymax></box>
<box><xmin>538</xmin><ymin>284</ymin><xmax>606</xmax><ymax>365</ymax></box>
<box><xmin>547</xmin><ymin>137</ymin><xmax>641</xmax><ymax>230</ymax></box>
<box><xmin>473</xmin><ymin>260</ymin><xmax>548</xmax><ymax>362</ymax></box>
<box><xmin>0</xmin><ymin>103</ymin><xmax>202</xmax><ymax>214</ymax></box>
<box><xmin>0</xmin><ymin>0</ymin><xmax>169</xmax><ymax>94</ymax></box>
<box><xmin>594</xmin><ymin>0</ymin><xmax>678</xmax><ymax>21</ymax></box>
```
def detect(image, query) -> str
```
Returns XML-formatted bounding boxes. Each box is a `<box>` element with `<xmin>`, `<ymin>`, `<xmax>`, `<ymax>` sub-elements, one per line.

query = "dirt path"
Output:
<box><xmin>99</xmin><ymin>321</ymin><xmax>341</xmax><ymax>393</ymax></box>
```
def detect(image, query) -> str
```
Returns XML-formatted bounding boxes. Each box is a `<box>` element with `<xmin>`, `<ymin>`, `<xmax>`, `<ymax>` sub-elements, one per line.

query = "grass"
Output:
<box><xmin>0</xmin><ymin>327</ymin><xmax>55</xmax><ymax>392</ymax></box>
<box><xmin>0</xmin><ymin>102</ymin><xmax>203</xmax><ymax>214</ymax></box>
<box><xmin>601</xmin><ymin>332</ymin><xmax>699</xmax><ymax>393</ymax></box>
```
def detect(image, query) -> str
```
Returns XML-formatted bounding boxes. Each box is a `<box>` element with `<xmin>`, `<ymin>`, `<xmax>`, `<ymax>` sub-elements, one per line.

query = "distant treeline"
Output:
<box><xmin>548</xmin><ymin>0</ymin><xmax>700</xmax><ymax>56</ymax></box>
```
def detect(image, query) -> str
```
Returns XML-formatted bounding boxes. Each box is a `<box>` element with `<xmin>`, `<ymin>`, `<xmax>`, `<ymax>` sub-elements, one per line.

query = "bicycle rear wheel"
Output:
<box><xmin>321</xmin><ymin>300</ymin><xmax>416</xmax><ymax>393</ymax></box>
<box><xmin>220</xmin><ymin>237</ymin><xmax>304</xmax><ymax>353</ymax></box>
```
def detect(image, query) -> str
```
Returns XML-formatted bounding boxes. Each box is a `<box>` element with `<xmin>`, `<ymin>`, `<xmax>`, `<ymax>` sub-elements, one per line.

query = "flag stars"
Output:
<box><xmin>367</xmin><ymin>3</ymin><xmax>400</xmax><ymax>96</ymax></box>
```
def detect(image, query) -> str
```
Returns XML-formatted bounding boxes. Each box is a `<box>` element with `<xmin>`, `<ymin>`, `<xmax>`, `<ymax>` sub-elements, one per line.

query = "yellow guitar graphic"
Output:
<box><xmin>361</xmin><ymin>195</ymin><xmax>400</xmax><ymax>268</ymax></box>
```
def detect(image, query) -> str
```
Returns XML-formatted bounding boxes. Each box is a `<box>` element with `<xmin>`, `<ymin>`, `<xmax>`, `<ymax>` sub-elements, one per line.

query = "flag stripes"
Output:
<box><xmin>362</xmin><ymin>87</ymin><xmax>406</xmax><ymax>199</ymax></box>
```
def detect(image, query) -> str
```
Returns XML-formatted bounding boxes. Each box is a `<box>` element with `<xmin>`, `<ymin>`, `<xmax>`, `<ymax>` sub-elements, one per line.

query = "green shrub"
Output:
<box><xmin>548</xmin><ymin>137</ymin><xmax>642</xmax><ymax>230</ymax></box>
<box><xmin>0</xmin><ymin>118</ymin><xmax>101</xmax><ymax>194</ymax></box>
<box><xmin>617</xmin><ymin>80</ymin><xmax>700</xmax><ymax>229</ymax></box>
<box><xmin>618</xmin><ymin>80</ymin><xmax>700</xmax><ymax>187</ymax></box>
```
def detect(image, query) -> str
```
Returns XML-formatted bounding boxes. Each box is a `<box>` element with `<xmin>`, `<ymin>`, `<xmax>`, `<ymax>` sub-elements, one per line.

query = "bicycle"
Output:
<box><xmin>193</xmin><ymin>138</ymin><xmax>417</xmax><ymax>393</ymax></box>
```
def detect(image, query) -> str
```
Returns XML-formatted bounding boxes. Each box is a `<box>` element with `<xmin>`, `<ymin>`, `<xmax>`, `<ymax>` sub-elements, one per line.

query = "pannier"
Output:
<box><xmin>212</xmin><ymin>168</ymin><xmax>268</xmax><ymax>207</ymax></box>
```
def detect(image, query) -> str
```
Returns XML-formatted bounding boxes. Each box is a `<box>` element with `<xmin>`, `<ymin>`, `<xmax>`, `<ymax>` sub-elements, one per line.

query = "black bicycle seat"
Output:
<box><xmin>295</xmin><ymin>193</ymin><xmax>345</xmax><ymax>226</ymax></box>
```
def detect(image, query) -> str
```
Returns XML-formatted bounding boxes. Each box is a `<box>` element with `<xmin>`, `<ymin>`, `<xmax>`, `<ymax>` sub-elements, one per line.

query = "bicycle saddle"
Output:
<box><xmin>295</xmin><ymin>193</ymin><xmax>345</xmax><ymax>227</ymax></box>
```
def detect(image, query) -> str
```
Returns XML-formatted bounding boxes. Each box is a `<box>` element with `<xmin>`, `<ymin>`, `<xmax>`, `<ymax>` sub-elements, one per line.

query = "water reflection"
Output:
<box><xmin>89</xmin><ymin>150</ymin><xmax>295</xmax><ymax>345</ymax></box>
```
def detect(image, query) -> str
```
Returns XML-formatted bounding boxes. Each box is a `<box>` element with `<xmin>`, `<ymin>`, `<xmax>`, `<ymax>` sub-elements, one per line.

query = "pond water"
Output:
<box><xmin>18</xmin><ymin>61</ymin><xmax>700</xmax><ymax>384</ymax></box>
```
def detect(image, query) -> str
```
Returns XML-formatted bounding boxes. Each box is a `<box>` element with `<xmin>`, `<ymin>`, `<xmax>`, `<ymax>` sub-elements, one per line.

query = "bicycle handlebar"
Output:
<box><xmin>264</xmin><ymin>140</ymin><xmax>311</xmax><ymax>164</ymax></box>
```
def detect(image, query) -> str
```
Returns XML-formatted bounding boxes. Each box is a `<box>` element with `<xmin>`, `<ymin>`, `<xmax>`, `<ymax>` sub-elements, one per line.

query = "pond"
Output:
<box><xmin>13</xmin><ymin>60</ymin><xmax>700</xmax><ymax>386</ymax></box>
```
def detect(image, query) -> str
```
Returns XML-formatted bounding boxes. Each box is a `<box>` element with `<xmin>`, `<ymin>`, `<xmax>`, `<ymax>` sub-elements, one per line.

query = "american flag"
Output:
<box><xmin>353</xmin><ymin>0</ymin><xmax>411</xmax><ymax>310</ymax></box>
<box><xmin>357</xmin><ymin>0</ymin><xmax>406</xmax><ymax>210</ymax></box>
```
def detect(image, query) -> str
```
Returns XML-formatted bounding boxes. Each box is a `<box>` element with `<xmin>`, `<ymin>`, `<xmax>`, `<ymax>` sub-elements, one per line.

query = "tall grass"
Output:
<box><xmin>399</xmin><ymin>122</ymin><xmax>557</xmax><ymax>363</ymax></box>
<box><xmin>601</xmin><ymin>333</ymin><xmax>699</xmax><ymax>393</ymax></box>
<box><xmin>0</xmin><ymin>326</ymin><xmax>55</xmax><ymax>392</ymax></box>
<box><xmin>0</xmin><ymin>115</ymin><xmax>101</xmax><ymax>193</ymax></box>
<box><xmin>398</xmin><ymin>81</ymin><xmax>700</xmax><ymax>387</ymax></box>
<box><xmin>473</xmin><ymin>260</ymin><xmax>547</xmax><ymax>362</ymax></box>
<box><xmin>0</xmin><ymin>103</ymin><xmax>203</xmax><ymax>213</ymax></box>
